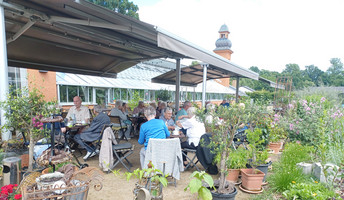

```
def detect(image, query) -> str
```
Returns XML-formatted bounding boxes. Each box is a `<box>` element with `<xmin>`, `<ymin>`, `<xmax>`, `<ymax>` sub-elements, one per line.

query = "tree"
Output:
<box><xmin>326</xmin><ymin>58</ymin><xmax>344</xmax><ymax>86</ymax></box>
<box><xmin>0</xmin><ymin>87</ymin><xmax>57</xmax><ymax>171</ymax></box>
<box><xmin>304</xmin><ymin>65</ymin><xmax>324</xmax><ymax>86</ymax></box>
<box><xmin>282</xmin><ymin>64</ymin><xmax>304</xmax><ymax>90</ymax></box>
<box><xmin>86</xmin><ymin>0</ymin><xmax>139</xmax><ymax>20</ymax></box>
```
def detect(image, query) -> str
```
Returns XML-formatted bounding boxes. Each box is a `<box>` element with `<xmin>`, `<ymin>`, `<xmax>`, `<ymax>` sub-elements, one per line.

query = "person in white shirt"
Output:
<box><xmin>61</xmin><ymin>96</ymin><xmax>90</xmax><ymax>133</ymax></box>
<box><xmin>176</xmin><ymin>107</ymin><xmax>206</xmax><ymax>166</ymax></box>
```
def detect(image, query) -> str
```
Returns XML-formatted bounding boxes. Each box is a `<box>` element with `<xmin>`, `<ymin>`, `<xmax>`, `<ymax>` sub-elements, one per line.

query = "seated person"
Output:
<box><xmin>74</xmin><ymin>105</ymin><xmax>110</xmax><ymax>160</ymax></box>
<box><xmin>61</xmin><ymin>96</ymin><xmax>90</xmax><ymax>133</ymax></box>
<box><xmin>133</xmin><ymin>101</ymin><xmax>146</xmax><ymax>132</ymax></box>
<box><xmin>156</xmin><ymin>101</ymin><xmax>167</xmax><ymax>119</ymax></box>
<box><xmin>138</xmin><ymin>106</ymin><xmax>170</xmax><ymax>169</ymax></box>
<box><xmin>176</xmin><ymin>107</ymin><xmax>206</xmax><ymax>166</ymax></box>
<box><xmin>110</xmin><ymin>100</ymin><xmax>132</xmax><ymax>139</ymax></box>
<box><xmin>159</xmin><ymin>107</ymin><xmax>175</xmax><ymax>130</ymax></box>
<box><xmin>175</xmin><ymin>101</ymin><xmax>191</xmax><ymax>122</ymax></box>
<box><xmin>133</xmin><ymin>101</ymin><xmax>145</xmax><ymax>116</ymax></box>
<box><xmin>220</xmin><ymin>99</ymin><xmax>230</xmax><ymax>107</ymax></box>
<box><xmin>122</xmin><ymin>102</ymin><xmax>131</xmax><ymax>115</ymax></box>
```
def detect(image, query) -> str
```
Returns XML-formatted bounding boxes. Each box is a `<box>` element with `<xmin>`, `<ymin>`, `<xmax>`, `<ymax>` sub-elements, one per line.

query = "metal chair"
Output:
<box><xmin>83</xmin><ymin>124</ymin><xmax>110</xmax><ymax>161</ymax></box>
<box><xmin>144</xmin><ymin>138</ymin><xmax>184</xmax><ymax>187</ymax></box>
<box><xmin>112</xmin><ymin>142</ymin><xmax>134</xmax><ymax>172</ymax></box>
<box><xmin>182</xmin><ymin>148</ymin><xmax>200</xmax><ymax>171</ymax></box>
<box><xmin>109</xmin><ymin>116</ymin><xmax>129</xmax><ymax>141</ymax></box>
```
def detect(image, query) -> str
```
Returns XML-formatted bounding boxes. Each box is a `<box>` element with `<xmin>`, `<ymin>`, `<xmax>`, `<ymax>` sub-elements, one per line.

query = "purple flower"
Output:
<box><xmin>290</xmin><ymin>123</ymin><xmax>294</xmax><ymax>130</ymax></box>
<box><xmin>321</xmin><ymin>97</ymin><xmax>326</xmax><ymax>103</ymax></box>
<box><xmin>288</xmin><ymin>104</ymin><xmax>294</xmax><ymax>109</ymax></box>
<box><xmin>302</xmin><ymin>100</ymin><xmax>308</xmax><ymax>106</ymax></box>
<box><xmin>296</xmin><ymin>131</ymin><xmax>299</xmax><ymax>135</ymax></box>
<box><xmin>306</xmin><ymin>107</ymin><xmax>311</xmax><ymax>111</ymax></box>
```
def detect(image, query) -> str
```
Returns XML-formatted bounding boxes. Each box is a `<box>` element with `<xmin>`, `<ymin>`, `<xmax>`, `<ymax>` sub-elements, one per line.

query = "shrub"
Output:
<box><xmin>268</xmin><ymin>143</ymin><xmax>314</xmax><ymax>192</ymax></box>
<box><xmin>283</xmin><ymin>181</ymin><xmax>340</xmax><ymax>200</ymax></box>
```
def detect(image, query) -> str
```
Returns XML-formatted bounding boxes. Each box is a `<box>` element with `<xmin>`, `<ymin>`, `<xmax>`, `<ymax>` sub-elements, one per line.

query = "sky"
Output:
<box><xmin>133</xmin><ymin>0</ymin><xmax>344</xmax><ymax>72</ymax></box>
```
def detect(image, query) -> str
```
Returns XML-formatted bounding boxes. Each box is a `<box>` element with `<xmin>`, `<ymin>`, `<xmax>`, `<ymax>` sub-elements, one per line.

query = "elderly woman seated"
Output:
<box><xmin>138</xmin><ymin>106</ymin><xmax>170</xmax><ymax>169</ymax></box>
<box><xmin>176</xmin><ymin>107</ymin><xmax>206</xmax><ymax>166</ymax></box>
<box><xmin>74</xmin><ymin>105</ymin><xmax>110</xmax><ymax>160</ymax></box>
<box><xmin>159</xmin><ymin>107</ymin><xmax>175</xmax><ymax>130</ymax></box>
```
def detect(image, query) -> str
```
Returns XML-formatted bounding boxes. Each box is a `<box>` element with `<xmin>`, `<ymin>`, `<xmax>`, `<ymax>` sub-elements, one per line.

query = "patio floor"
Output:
<box><xmin>80</xmin><ymin>139</ymin><xmax>256</xmax><ymax>200</ymax></box>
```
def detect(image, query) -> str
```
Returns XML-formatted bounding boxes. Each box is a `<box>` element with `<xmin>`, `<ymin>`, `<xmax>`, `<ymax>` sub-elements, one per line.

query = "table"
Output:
<box><xmin>169</xmin><ymin>133</ymin><xmax>186</xmax><ymax>138</ymax></box>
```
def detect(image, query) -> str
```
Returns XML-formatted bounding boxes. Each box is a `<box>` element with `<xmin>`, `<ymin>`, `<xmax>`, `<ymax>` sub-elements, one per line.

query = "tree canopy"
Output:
<box><xmin>86</xmin><ymin>0</ymin><xmax>139</xmax><ymax>20</ymax></box>
<box><xmin>240</xmin><ymin>58</ymin><xmax>344</xmax><ymax>91</ymax></box>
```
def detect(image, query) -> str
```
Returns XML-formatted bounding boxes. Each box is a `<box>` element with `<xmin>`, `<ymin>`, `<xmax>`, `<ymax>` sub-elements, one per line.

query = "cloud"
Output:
<box><xmin>137</xmin><ymin>0</ymin><xmax>344</xmax><ymax>72</ymax></box>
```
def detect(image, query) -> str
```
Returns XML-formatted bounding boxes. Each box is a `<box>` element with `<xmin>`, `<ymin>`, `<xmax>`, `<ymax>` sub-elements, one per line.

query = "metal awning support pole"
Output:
<box><xmin>0</xmin><ymin>0</ymin><xmax>10</xmax><ymax>140</ymax></box>
<box><xmin>235</xmin><ymin>76</ymin><xmax>240</xmax><ymax>103</ymax></box>
<box><xmin>201</xmin><ymin>64</ymin><xmax>208</xmax><ymax>108</ymax></box>
<box><xmin>175</xmin><ymin>58</ymin><xmax>181</xmax><ymax>111</ymax></box>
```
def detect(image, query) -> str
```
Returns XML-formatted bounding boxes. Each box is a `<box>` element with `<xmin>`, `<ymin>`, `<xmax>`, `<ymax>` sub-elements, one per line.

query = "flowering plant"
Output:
<box><xmin>0</xmin><ymin>87</ymin><xmax>57</xmax><ymax>171</ymax></box>
<box><xmin>0</xmin><ymin>184</ymin><xmax>22</xmax><ymax>200</ymax></box>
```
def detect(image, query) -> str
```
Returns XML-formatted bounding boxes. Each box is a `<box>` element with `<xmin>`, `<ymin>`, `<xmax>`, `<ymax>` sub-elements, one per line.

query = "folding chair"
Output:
<box><xmin>182</xmin><ymin>148</ymin><xmax>200</xmax><ymax>171</ymax></box>
<box><xmin>112</xmin><ymin>142</ymin><xmax>134</xmax><ymax>172</ymax></box>
<box><xmin>83</xmin><ymin>124</ymin><xmax>110</xmax><ymax>161</ymax></box>
<box><xmin>144</xmin><ymin>138</ymin><xmax>184</xmax><ymax>187</ymax></box>
<box><xmin>109</xmin><ymin>116</ymin><xmax>128</xmax><ymax>141</ymax></box>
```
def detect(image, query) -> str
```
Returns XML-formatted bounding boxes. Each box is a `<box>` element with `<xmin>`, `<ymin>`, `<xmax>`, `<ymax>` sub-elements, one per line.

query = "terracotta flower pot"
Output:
<box><xmin>268</xmin><ymin>142</ymin><xmax>282</xmax><ymax>154</ymax></box>
<box><xmin>42</xmin><ymin>168</ymin><xmax>50</xmax><ymax>175</ymax></box>
<box><xmin>226</xmin><ymin>169</ymin><xmax>240</xmax><ymax>182</ymax></box>
<box><xmin>240</xmin><ymin>168</ymin><xmax>265</xmax><ymax>191</ymax></box>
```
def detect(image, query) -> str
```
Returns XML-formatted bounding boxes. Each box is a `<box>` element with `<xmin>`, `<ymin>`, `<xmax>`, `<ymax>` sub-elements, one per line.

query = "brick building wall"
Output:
<box><xmin>27</xmin><ymin>69</ymin><xmax>57</xmax><ymax>102</ymax></box>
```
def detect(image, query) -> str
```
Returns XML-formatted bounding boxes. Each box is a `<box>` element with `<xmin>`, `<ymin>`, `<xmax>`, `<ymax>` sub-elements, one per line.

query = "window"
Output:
<box><xmin>150</xmin><ymin>90</ymin><xmax>155</xmax><ymax>101</ymax></box>
<box><xmin>121</xmin><ymin>89</ymin><xmax>128</xmax><ymax>100</ymax></box>
<box><xmin>95</xmin><ymin>88</ymin><xmax>107</xmax><ymax>106</ymax></box>
<box><xmin>67</xmin><ymin>86</ymin><xmax>78</xmax><ymax>102</ymax></box>
<box><xmin>59</xmin><ymin>85</ymin><xmax>67</xmax><ymax>102</ymax></box>
<box><xmin>58</xmin><ymin>85</ymin><xmax>93</xmax><ymax>103</ymax></box>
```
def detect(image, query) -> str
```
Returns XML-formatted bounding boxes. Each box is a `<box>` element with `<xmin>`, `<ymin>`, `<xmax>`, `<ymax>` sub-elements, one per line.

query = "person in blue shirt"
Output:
<box><xmin>138</xmin><ymin>106</ymin><xmax>170</xmax><ymax>169</ymax></box>
<box><xmin>220</xmin><ymin>99</ymin><xmax>230</xmax><ymax>107</ymax></box>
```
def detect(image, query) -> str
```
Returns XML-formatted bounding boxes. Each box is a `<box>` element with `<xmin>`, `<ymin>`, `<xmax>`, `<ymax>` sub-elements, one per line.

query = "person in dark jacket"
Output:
<box><xmin>74</xmin><ymin>105</ymin><xmax>110</xmax><ymax>160</ymax></box>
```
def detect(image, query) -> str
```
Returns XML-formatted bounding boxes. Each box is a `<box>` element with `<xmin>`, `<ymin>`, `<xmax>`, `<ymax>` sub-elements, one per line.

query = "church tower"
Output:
<box><xmin>213</xmin><ymin>24</ymin><xmax>235</xmax><ymax>87</ymax></box>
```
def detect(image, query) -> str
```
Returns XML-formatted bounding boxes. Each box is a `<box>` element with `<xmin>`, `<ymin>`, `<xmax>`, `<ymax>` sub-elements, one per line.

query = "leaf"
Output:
<box><xmin>188</xmin><ymin>178</ymin><xmax>202</xmax><ymax>194</ymax></box>
<box><xmin>203</xmin><ymin>174</ymin><xmax>214</xmax><ymax>188</ymax></box>
<box><xmin>199</xmin><ymin>187</ymin><xmax>212</xmax><ymax>200</ymax></box>
<box><xmin>158</xmin><ymin>176</ymin><xmax>168</xmax><ymax>187</ymax></box>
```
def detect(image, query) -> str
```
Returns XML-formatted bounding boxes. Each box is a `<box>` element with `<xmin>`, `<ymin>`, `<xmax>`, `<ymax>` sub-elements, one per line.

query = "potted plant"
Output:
<box><xmin>0</xmin><ymin>87</ymin><xmax>57</xmax><ymax>171</ymax></box>
<box><xmin>225</xmin><ymin>146</ymin><xmax>249</xmax><ymax>183</ymax></box>
<box><xmin>195</xmin><ymin>102</ymin><xmax>266</xmax><ymax>198</ymax></box>
<box><xmin>42</xmin><ymin>162</ymin><xmax>78</xmax><ymax>174</ymax></box>
<box><xmin>125</xmin><ymin>163</ymin><xmax>168</xmax><ymax>199</ymax></box>
<box><xmin>184</xmin><ymin>171</ymin><xmax>215</xmax><ymax>200</ymax></box>
<box><xmin>241</xmin><ymin>128</ymin><xmax>269</xmax><ymax>191</ymax></box>
<box><xmin>268</xmin><ymin>114</ymin><xmax>287</xmax><ymax>154</ymax></box>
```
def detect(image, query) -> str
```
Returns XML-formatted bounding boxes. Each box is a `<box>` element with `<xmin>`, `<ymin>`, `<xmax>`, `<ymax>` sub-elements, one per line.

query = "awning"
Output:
<box><xmin>152</xmin><ymin>64</ymin><xmax>236</xmax><ymax>86</ymax></box>
<box><xmin>3</xmin><ymin>0</ymin><xmax>185</xmax><ymax>77</ymax></box>
<box><xmin>156</xmin><ymin>28</ymin><xmax>259</xmax><ymax>80</ymax></box>
<box><xmin>2</xmin><ymin>0</ymin><xmax>258</xmax><ymax>81</ymax></box>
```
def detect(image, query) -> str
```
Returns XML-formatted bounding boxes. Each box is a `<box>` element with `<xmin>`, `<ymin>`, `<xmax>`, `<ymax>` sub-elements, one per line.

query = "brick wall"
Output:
<box><xmin>27</xmin><ymin>69</ymin><xmax>57</xmax><ymax>102</ymax></box>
